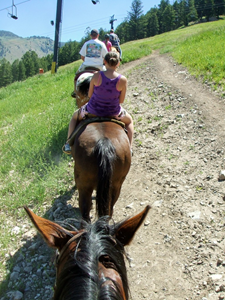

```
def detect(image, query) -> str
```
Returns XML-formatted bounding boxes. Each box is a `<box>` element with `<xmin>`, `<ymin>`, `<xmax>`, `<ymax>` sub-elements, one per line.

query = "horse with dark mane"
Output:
<box><xmin>69</xmin><ymin>63</ymin><xmax>131</xmax><ymax>222</ymax></box>
<box><xmin>24</xmin><ymin>205</ymin><xmax>151</xmax><ymax>300</ymax></box>
<box><xmin>70</xmin><ymin>119</ymin><xmax>131</xmax><ymax>221</ymax></box>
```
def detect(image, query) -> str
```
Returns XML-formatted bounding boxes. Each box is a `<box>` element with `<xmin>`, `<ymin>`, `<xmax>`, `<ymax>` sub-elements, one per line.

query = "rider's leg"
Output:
<box><xmin>67</xmin><ymin>109</ymin><xmax>83</xmax><ymax>140</ymax></box>
<box><xmin>76</xmin><ymin>63</ymin><xmax>86</xmax><ymax>74</ymax></box>
<box><xmin>120</xmin><ymin>112</ymin><xmax>133</xmax><ymax>147</ymax></box>
<box><xmin>117</xmin><ymin>46</ymin><xmax>122</xmax><ymax>59</ymax></box>
<box><xmin>63</xmin><ymin>109</ymin><xmax>82</xmax><ymax>154</ymax></box>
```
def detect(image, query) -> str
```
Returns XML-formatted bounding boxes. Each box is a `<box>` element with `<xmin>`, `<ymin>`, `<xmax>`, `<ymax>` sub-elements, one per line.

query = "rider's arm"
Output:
<box><xmin>81</xmin><ymin>55</ymin><xmax>85</xmax><ymax>61</ymax></box>
<box><xmin>118</xmin><ymin>76</ymin><xmax>127</xmax><ymax>104</ymax></box>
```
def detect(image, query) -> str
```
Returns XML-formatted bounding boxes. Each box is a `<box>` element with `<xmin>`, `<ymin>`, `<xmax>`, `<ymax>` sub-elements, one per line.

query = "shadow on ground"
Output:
<box><xmin>1</xmin><ymin>187</ymin><xmax>82</xmax><ymax>300</ymax></box>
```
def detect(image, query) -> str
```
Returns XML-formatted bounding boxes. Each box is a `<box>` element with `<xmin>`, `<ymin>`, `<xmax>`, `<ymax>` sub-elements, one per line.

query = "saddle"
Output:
<box><xmin>68</xmin><ymin>117</ymin><xmax>126</xmax><ymax>147</ymax></box>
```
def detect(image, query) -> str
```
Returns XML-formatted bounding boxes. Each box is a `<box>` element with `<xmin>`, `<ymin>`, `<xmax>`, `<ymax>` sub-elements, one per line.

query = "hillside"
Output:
<box><xmin>0</xmin><ymin>30</ymin><xmax>54</xmax><ymax>63</ymax></box>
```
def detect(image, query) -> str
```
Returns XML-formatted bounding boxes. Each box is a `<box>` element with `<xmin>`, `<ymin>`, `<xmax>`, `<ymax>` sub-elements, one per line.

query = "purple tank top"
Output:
<box><xmin>86</xmin><ymin>71</ymin><xmax>121</xmax><ymax>117</ymax></box>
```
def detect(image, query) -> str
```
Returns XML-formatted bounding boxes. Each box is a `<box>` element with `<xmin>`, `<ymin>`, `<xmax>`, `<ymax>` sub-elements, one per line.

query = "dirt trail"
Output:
<box><xmin>2</xmin><ymin>51</ymin><xmax>225</xmax><ymax>300</ymax></box>
<box><xmin>116</xmin><ymin>50</ymin><xmax>225</xmax><ymax>300</ymax></box>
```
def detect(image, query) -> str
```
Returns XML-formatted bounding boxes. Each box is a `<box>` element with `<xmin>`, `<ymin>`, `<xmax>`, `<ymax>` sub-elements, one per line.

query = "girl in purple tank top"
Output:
<box><xmin>63</xmin><ymin>52</ymin><xmax>133</xmax><ymax>155</ymax></box>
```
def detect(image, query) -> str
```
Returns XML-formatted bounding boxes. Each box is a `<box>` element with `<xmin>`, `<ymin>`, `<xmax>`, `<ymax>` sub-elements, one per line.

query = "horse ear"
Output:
<box><xmin>114</xmin><ymin>205</ymin><xmax>151</xmax><ymax>246</ymax></box>
<box><xmin>24</xmin><ymin>206</ymin><xmax>78</xmax><ymax>251</ymax></box>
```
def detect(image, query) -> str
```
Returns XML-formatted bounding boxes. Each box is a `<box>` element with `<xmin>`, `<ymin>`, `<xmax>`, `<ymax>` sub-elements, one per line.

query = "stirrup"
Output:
<box><xmin>62</xmin><ymin>144</ymin><xmax>71</xmax><ymax>155</ymax></box>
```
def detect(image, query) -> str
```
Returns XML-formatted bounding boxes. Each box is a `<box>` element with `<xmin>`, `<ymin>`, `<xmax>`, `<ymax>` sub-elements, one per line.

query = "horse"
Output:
<box><xmin>111</xmin><ymin>46</ymin><xmax>122</xmax><ymax>59</ymax></box>
<box><xmin>69</xmin><ymin>52</ymin><xmax>130</xmax><ymax>222</ymax></box>
<box><xmin>69</xmin><ymin>118</ymin><xmax>131</xmax><ymax>221</ymax></box>
<box><xmin>24</xmin><ymin>205</ymin><xmax>151</xmax><ymax>300</ymax></box>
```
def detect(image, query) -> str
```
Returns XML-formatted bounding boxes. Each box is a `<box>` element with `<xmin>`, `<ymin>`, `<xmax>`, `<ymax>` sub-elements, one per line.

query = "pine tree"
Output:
<box><xmin>188</xmin><ymin>0</ymin><xmax>198</xmax><ymax>22</ymax></box>
<box><xmin>195</xmin><ymin>0</ymin><xmax>206</xmax><ymax>20</ymax></box>
<box><xmin>128</xmin><ymin>0</ymin><xmax>144</xmax><ymax>40</ymax></box>
<box><xmin>22</xmin><ymin>51</ymin><xmax>35</xmax><ymax>78</ymax></box>
<box><xmin>11</xmin><ymin>59</ymin><xmax>20</xmax><ymax>82</ymax></box>
<box><xmin>146</xmin><ymin>9</ymin><xmax>159</xmax><ymax>36</ymax></box>
<box><xmin>214</xmin><ymin>0</ymin><xmax>225</xmax><ymax>18</ymax></box>
<box><xmin>161</xmin><ymin>5</ymin><xmax>176</xmax><ymax>32</ymax></box>
<box><xmin>157</xmin><ymin>0</ymin><xmax>170</xmax><ymax>33</ymax></box>
<box><xmin>39</xmin><ymin>57</ymin><xmax>48</xmax><ymax>73</ymax></box>
<box><xmin>0</xmin><ymin>58</ymin><xmax>12</xmax><ymax>88</ymax></box>
<box><xmin>116</xmin><ymin>20</ymin><xmax>130</xmax><ymax>43</ymax></box>
<box><xmin>172</xmin><ymin>0</ymin><xmax>182</xmax><ymax>28</ymax></box>
<box><xmin>18</xmin><ymin>60</ymin><xmax>26</xmax><ymax>81</ymax></box>
<box><xmin>30</xmin><ymin>51</ymin><xmax>40</xmax><ymax>74</ymax></box>
<box><xmin>179</xmin><ymin>0</ymin><xmax>189</xmax><ymax>26</ymax></box>
<box><xmin>205</xmin><ymin>0</ymin><xmax>215</xmax><ymax>20</ymax></box>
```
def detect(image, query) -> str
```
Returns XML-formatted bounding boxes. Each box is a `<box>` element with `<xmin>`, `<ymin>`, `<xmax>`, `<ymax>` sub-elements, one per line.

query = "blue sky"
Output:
<box><xmin>0</xmin><ymin>0</ymin><xmax>161</xmax><ymax>42</ymax></box>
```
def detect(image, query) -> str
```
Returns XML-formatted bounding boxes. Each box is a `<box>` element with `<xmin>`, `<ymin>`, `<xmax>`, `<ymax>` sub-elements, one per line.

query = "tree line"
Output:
<box><xmin>0</xmin><ymin>51</ymin><xmax>53</xmax><ymax>88</ymax></box>
<box><xmin>0</xmin><ymin>30</ymin><xmax>100</xmax><ymax>89</ymax></box>
<box><xmin>116</xmin><ymin>0</ymin><xmax>225</xmax><ymax>43</ymax></box>
<box><xmin>0</xmin><ymin>0</ymin><xmax>224</xmax><ymax>89</ymax></box>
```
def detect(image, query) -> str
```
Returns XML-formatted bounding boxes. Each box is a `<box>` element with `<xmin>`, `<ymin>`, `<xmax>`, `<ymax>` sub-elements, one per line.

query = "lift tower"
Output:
<box><xmin>109</xmin><ymin>15</ymin><xmax>117</xmax><ymax>30</ymax></box>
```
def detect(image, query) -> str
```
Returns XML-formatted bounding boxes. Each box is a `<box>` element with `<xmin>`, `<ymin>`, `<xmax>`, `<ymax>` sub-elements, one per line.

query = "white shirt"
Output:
<box><xmin>79</xmin><ymin>39</ymin><xmax>108</xmax><ymax>67</ymax></box>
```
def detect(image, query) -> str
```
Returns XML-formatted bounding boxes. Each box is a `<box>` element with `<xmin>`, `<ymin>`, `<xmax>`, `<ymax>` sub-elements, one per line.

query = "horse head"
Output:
<box><xmin>24</xmin><ymin>205</ymin><xmax>151</xmax><ymax>300</ymax></box>
<box><xmin>75</xmin><ymin>72</ymin><xmax>93</xmax><ymax>108</ymax></box>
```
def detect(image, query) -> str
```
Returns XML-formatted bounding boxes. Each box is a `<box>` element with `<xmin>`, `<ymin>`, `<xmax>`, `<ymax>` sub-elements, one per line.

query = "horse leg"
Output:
<box><xmin>110</xmin><ymin>184</ymin><xmax>122</xmax><ymax>217</ymax></box>
<box><xmin>78</xmin><ymin>188</ymin><xmax>93</xmax><ymax>222</ymax></box>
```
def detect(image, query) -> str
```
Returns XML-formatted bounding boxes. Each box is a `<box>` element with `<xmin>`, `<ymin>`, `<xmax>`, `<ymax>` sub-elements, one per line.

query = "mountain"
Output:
<box><xmin>0</xmin><ymin>31</ymin><xmax>54</xmax><ymax>63</ymax></box>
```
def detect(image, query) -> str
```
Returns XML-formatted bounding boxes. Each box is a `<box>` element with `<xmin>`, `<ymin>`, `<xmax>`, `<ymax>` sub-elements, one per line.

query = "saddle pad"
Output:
<box><xmin>68</xmin><ymin>117</ymin><xmax>125</xmax><ymax>146</ymax></box>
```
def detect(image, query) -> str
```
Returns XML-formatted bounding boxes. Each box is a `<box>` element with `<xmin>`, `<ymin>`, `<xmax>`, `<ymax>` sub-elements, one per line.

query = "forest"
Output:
<box><xmin>0</xmin><ymin>0</ymin><xmax>224</xmax><ymax>88</ymax></box>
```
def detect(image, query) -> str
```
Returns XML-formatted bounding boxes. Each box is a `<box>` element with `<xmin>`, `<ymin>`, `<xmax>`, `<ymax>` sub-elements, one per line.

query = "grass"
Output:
<box><xmin>172</xmin><ymin>24</ymin><xmax>225</xmax><ymax>85</ymax></box>
<box><xmin>1</xmin><ymin>18</ymin><xmax>225</xmax><ymax>294</ymax></box>
<box><xmin>0</xmin><ymin>63</ymin><xmax>80</xmax><ymax>257</ymax></box>
<box><xmin>130</xmin><ymin>18</ymin><xmax>225</xmax><ymax>91</ymax></box>
<box><xmin>121</xmin><ymin>41</ymin><xmax>153</xmax><ymax>63</ymax></box>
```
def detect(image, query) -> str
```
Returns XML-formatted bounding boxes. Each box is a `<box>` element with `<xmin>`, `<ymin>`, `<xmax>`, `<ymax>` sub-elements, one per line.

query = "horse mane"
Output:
<box><xmin>54</xmin><ymin>217</ymin><xmax>129</xmax><ymax>300</ymax></box>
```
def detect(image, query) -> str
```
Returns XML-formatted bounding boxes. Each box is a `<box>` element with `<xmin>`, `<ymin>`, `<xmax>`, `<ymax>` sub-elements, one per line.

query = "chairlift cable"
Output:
<box><xmin>0</xmin><ymin>0</ymin><xmax>30</xmax><ymax>12</ymax></box>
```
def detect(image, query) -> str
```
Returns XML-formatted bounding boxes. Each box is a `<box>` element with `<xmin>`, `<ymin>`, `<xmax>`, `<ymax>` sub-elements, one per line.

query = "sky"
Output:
<box><xmin>0</xmin><ymin>0</ymin><xmax>161</xmax><ymax>43</ymax></box>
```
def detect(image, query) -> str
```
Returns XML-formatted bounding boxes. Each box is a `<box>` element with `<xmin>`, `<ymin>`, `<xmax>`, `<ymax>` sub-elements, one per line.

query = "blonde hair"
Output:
<box><xmin>104</xmin><ymin>51</ymin><xmax>120</xmax><ymax>67</ymax></box>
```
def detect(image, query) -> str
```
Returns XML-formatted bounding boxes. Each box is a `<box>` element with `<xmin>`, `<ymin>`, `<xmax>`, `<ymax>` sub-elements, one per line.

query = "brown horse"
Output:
<box><xmin>70</xmin><ymin>119</ymin><xmax>131</xmax><ymax>221</ymax></box>
<box><xmin>24</xmin><ymin>205</ymin><xmax>150</xmax><ymax>300</ymax></box>
<box><xmin>111</xmin><ymin>46</ymin><xmax>121</xmax><ymax>57</ymax></box>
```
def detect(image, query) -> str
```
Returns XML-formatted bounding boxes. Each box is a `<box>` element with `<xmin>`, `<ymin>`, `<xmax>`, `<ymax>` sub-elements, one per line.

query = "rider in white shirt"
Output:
<box><xmin>78</xmin><ymin>29</ymin><xmax>108</xmax><ymax>72</ymax></box>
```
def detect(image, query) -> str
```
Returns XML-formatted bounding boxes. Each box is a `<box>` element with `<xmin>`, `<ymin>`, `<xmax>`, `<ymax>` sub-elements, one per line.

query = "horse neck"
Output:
<box><xmin>54</xmin><ymin>219</ymin><xmax>129</xmax><ymax>300</ymax></box>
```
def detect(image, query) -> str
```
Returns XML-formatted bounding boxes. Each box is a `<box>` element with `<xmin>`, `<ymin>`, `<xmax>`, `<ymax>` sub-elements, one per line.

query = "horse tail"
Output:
<box><xmin>94</xmin><ymin>137</ymin><xmax>116</xmax><ymax>217</ymax></box>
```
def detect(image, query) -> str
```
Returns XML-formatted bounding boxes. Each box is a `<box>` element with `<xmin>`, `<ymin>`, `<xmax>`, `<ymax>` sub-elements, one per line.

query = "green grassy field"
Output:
<box><xmin>0</xmin><ymin>18</ymin><xmax>225</xmax><ymax>290</ymax></box>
